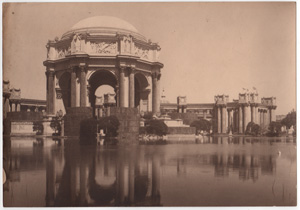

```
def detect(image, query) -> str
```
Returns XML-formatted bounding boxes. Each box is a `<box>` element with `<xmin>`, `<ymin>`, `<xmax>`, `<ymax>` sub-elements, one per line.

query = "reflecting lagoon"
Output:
<box><xmin>3</xmin><ymin>136</ymin><xmax>297</xmax><ymax>207</ymax></box>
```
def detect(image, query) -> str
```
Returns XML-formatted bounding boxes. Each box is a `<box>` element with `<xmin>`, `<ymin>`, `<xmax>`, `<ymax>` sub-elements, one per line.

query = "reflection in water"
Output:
<box><xmin>3</xmin><ymin>136</ymin><xmax>297</xmax><ymax>207</ymax></box>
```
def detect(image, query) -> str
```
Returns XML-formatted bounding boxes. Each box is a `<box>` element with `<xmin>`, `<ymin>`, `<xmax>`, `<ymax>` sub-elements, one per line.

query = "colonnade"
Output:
<box><xmin>216</xmin><ymin>104</ymin><xmax>276</xmax><ymax>134</ymax></box>
<box><xmin>46</xmin><ymin>67</ymin><xmax>161</xmax><ymax>115</ymax></box>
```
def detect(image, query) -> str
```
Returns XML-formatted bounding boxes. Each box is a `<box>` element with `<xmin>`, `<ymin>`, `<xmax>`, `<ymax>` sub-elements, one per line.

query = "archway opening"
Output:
<box><xmin>134</xmin><ymin>73</ymin><xmax>149</xmax><ymax>112</ymax></box>
<box><xmin>89</xmin><ymin>70</ymin><xmax>118</xmax><ymax>116</ymax></box>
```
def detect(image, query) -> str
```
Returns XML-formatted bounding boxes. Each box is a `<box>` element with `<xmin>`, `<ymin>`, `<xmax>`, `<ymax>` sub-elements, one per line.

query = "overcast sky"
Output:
<box><xmin>3</xmin><ymin>2</ymin><xmax>296</xmax><ymax>115</ymax></box>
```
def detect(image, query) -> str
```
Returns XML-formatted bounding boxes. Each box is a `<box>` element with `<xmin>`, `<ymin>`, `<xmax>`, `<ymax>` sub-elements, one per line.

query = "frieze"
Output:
<box><xmin>90</xmin><ymin>41</ymin><xmax>117</xmax><ymax>54</ymax></box>
<box><xmin>57</xmin><ymin>46</ymin><xmax>71</xmax><ymax>59</ymax></box>
<box><xmin>134</xmin><ymin>45</ymin><xmax>149</xmax><ymax>59</ymax></box>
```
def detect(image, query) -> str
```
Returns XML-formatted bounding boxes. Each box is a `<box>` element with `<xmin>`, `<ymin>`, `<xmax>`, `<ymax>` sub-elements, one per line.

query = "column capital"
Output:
<box><xmin>45</xmin><ymin>70</ymin><xmax>55</xmax><ymax>77</ymax></box>
<box><xmin>79</xmin><ymin>65</ymin><xmax>87</xmax><ymax>72</ymax></box>
<box><xmin>151</xmin><ymin>72</ymin><xmax>161</xmax><ymax>80</ymax></box>
<box><xmin>129</xmin><ymin>67</ymin><xmax>136</xmax><ymax>74</ymax></box>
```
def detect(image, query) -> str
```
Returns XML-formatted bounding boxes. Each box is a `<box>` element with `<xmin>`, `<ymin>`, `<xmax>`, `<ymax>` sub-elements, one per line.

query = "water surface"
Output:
<box><xmin>3</xmin><ymin>136</ymin><xmax>297</xmax><ymax>206</ymax></box>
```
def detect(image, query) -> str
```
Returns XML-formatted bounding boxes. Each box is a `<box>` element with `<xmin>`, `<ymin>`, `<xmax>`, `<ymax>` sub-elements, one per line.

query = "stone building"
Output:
<box><xmin>3</xmin><ymin>80</ymin><xmax>46</xmax><ymax>119</ymax></box>
<box><xmin>160</xmin><ymin>92</ymin><xmax>277</xmax><ymax>134</ymax></box>
<box><xmin>214</xmin><ymin>93</ymin><xmax>276</xmax><ymax>134</ymax></box>
<box><xmin>43</xmin><ymin>16</ymin><xmax>163</xmax><ymax>117</ymax></box>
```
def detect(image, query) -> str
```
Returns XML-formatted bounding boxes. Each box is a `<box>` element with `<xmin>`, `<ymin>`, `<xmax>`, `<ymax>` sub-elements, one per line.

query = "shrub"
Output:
<box><xmin>145</xmin><ymin>119</ymin><xmax>168</xmax><ymax>136</ymax></box>
<box><xmin>245</xmin><ymin>122</ymin><xmax>261</xmax><ymax>136</ymax></box>
<box><xmin>50</xmin><ymin>117</ymin><xmax>62</xmax><ymax>136</ymax></box>
<box><xmin>267</xmin><ymin>121</ymin><xmax>282</xmax><ymax>137</ymax></box>
<box><xmin>190</xmin><ymin>119</ymin><xmax>211</xmax><ymax>134</ymax></box>
<box><xmin>33</xmin><ymin>121</ymin><xmax>44</xmax><ymax>135</ymax></box>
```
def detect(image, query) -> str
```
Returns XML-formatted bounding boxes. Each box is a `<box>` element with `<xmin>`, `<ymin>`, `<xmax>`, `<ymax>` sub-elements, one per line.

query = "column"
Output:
<box><xmin>239</xmin><ymin>106</ymin><xmax>243</xmax><ymax>133</ymax></box>
<box><xmin>76</xmin><ymin>73</ymin><xmax>80</xmax><ymax>107</ymax></box>
<box><xmin>229</xmin><ymin>109</ymin><xmax>233</xmax><ymax>132</ymax></box>
<box><xmin>11</xmin><ymin>102</ymin><xmax>16</xmax><ymax>112</ymax></box>
<box><xmin>119</xmin><ymin>67</ymin><xmax>125</xmax><ymax>107</ymax></box>
<box><xmin>152</xmin><ymin>73</ymin><xmax>158</xmax><ymax>114</ymax></box>
<box><xmin>47</xmin><ymin>70</ymin><xmax>55</xmax><ymax>114</ymax></box>
<box><xmin>243</xmin><ymin>105</ymin><xmax>250</xmax><ymax>132</ymax></box>
<box><xmin>251</xmin><ymin>106</ymin><xmax>254</xmax><ymax>122</ymax></box>
<box><xmin>263</xmin><ymin>110</ymin><xmax>267</xmax><ymax>127</ymax></box>
<box><xmin>260</xmin><ymin>110</ymin><xmax>263</xmax><ymax>126</ymax></box>
<box><xmin>255</xmin><ymin>106</ymin><xmax>259</xmax><ymax>124</ymax></box>
<box><xmin>129</xmin><ymin>68</ymin><xmax>135</xmax><ymax>108</ymax></box>
<box><xmin>270</xmin><ymin>108</ymin><xmax>276</xmax><ymax>122</ymax></box>
<box><xmin>70</xmin><ymin>67</ymin><xmax>77</xmax><ymax>107</ymax></box>
<box><xmin>217</xmin><ymin>107</ymin><xmax>221</xmax><ymax>133</ymax></box>
<box><xmin>222</xmin><ymin>106</ymin><xmax>226</xmax><ymax>133</ymax></box>
<box><xmin>80</xmin><ymin>66</ymin><xmax>87</xmax><ymax>107</ymax></box>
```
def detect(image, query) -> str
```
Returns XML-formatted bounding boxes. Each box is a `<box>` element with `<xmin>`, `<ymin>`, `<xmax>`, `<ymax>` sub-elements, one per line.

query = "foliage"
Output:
<box><xmin>145</xmin><ymin>120</ymin><xmax>168</xmax><ymax>136</ymax></box>
<box><xmin>50</xmin><ymin>117</ymin><xmax>62</xmax><ymax>135</ymax></box>
<box><xmin>33</xmin><ymin>121</ymin><xmax>44</xmax><ymax>135</ymax></box>
<box><xmin>97</xmin><ymin>115</ymin><xmax>120</xmax><ymax>137</ymax></box>
<box><xmin>281</xmin><ymin>110</ymin><xmax>296</xmax><ymax>130</ymax></box>
<box><xmin>142</xmin><ymin>112</ymin><xmax>153</xmax><ymax>120</ymax></box>
<box><xmin>245</xmin><ymin>122</ymin><xmax>261</xmax><ymax>136</ymax></box>
<box><xmin>80</xmin><ymin>116</ymin><xmax>120</xmax><ymax>145</ymax></box>
<box><xmin>190</xmin><ymin>119</ymin><xmax>212</xmax><ymax>133</ymax></box>
<box><xmin>267</xmin><ymin>121</ymin><xmax>282</xmax><ymax>137</ymax></box>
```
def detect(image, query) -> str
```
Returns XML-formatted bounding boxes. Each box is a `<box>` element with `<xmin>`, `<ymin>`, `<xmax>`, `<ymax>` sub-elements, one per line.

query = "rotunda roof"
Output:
<box><xmin>61</xmin><ymin>16</ymin><xmax>146</xmax><ymax>41</ymax></box>
<box><xmin>71</xmin><ymin>16</ymin><xmax>139</xmax><ymax>33</ymax></box>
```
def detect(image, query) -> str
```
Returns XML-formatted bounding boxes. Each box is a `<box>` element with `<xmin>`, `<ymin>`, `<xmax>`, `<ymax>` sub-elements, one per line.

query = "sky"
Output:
<box><xmin>2</xmin><ymin>2</ymin><xmax>296</xmax><ymax>115</ymax></box>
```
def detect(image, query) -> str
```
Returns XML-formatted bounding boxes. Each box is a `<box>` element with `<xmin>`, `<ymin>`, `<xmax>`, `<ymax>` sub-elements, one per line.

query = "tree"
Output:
<box><xmin>190</xmin><ymin>119</ymin><xmax>211</xmax><ymax>134</ymax></box>
<box><xmin>50</xmin><ymin>117</ymin><xmax>62</xmax><ymax>136</ymax></box>
<box><xmin>267</xmin><ymin>121</ymin><xmax>282</xmax><ymax>137</ymax></box>
<box><xmin>245</xmin><ymin>122</ymin><xmax>261</xmax><ymax>136</ymax></box>
<box><xmin>33</xmin><ymin>121</ymin><xmax>44</xmax><ymax>135</ymax></box>
<box><xmin>145</xmin><ymin>120</ymin><xmax>168</xmax><ymax>136</ymax></box>
<box><xmin>281</xmin><ymin>110</ymin><xmax>296</xmax><ymax>129</ymax></box>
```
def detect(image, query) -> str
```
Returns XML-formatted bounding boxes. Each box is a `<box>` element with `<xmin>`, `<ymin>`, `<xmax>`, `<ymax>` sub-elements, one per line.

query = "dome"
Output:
<box><xmin>71</xmin><ymin>16</ymin><xmax>139</xmax><ymax>33</ymax></box>
<box><xmin>61</xmin><ymin>16</ymin><xmax>146</xmax><ymax>41</ymax></box>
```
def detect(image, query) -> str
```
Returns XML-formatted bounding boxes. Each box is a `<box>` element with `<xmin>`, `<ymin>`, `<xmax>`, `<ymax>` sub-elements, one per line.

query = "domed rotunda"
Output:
<box><xmin>44</xmin><ymin>16</ymin><xmax>163</xmax><ymax>116</ymax></box>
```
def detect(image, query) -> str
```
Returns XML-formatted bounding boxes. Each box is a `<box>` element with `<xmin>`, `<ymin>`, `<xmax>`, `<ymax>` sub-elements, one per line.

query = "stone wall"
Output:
<box><xmin>4</xmin><ymin>112</ymin><xmax>44</xmax><ymax>135</ymax></box>
<box><xmin>109</xmin><ymin>107</ymin><xmax>140</xmax><ymax>144</ymax></box>
<box><xmin>64</xmin><ymin>107</ymin><xmax>93</xmax><ymax>137</ymax></box>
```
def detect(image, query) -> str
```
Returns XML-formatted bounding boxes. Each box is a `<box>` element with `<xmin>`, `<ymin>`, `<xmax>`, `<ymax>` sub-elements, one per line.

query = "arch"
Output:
<box><xmin>134</xmin><ymin>73</ymin><xmax>149</xmax><ymax>112</ymax></box>
<box><xmin>59</xmin><ymin>72</ymin><xmax>71</xmax><ymax>109</ymax></box>
<box><xmin>88</xmin><ymin>70</ymin><xmax>118</xmax><ymax>111</ymax></box>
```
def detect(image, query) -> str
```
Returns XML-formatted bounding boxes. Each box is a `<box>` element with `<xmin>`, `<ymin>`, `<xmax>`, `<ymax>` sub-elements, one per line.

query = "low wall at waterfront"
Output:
<box><xmin>64</xmin><ymin>107</ymin><xmax>93</xmax><ymax>137</ymax></box>
<box><xmin>4</xmin><ymin>112</ymin><xmax>53</xmax><ymax>136</ymax></box>
<box><xmin>109</xmin><ymin>107</ymin><xmax>140</xmax><ymax>144</ymax></box>
<box><xmin>167</xmin><ymin>127</ymin><xmax>196</xmax><ymax>134</ymax></box>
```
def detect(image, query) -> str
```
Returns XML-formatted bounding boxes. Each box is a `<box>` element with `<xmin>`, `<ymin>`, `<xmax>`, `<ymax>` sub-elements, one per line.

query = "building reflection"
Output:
<box><xmin>44</xmin><ymin>144</ymin><xmax>162</xmax><ymax>207</ymax></box>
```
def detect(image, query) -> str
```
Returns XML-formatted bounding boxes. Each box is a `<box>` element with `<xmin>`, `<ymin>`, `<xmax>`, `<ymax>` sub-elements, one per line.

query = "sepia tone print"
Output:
<box><xmin>2</xmin><ymin>2</ymin><xmax>296</xmax><ymax>207</ymax></box>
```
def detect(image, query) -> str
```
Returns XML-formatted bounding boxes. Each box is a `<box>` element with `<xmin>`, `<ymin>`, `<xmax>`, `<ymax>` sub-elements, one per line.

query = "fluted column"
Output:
<box><xmin>251</xmin><ymin>106</ymin><xmax>255</xmax><ymax>122</ymax></box>
<box><xmin>270</xmin><ymin>108</ymin><xmax>276</xmax><ymax>122</ymax></box>
<box><xmin>119</xmin><ymin>67</ymin><xmax>125</xmax><ymax>107</ymax></box>
<box><xmin>239</xmin><ymin>106</ymin><xmax>243</xmax><ymax>133</ymax></box>
<box><xmin>152</xmin><ymin>72</ymin><xmax>161</xmax><ymax>115</ymax></box>
<box><xmin>221</xmin><ymin>106</ymin><xmax>226</xmax><ymax>133</ymax></box>
<box><xmin>46</xmin><ymin>70</ymin><xmax>55</xmax><ymax>114</ymax></box>
<box><xmin>255</xmin><ymin>106</ymin><xmax>258</xmax><ymax>124</ymax></box>
<box><xmin>129</xmin><ymin>68</ymin><xmax>135</xmax><ymax>108</ymax></box>
<box><xmin>80</xmin><ymin>66</ymin><xmax>87</xmax><ymax>107</ymax></box>
<box><xmin>217</xmin><ymin>107</ymin><xmax>221</xmax><ymax>133</ymax></box>
<box><xmin>263</xmin><ymin>110</ymin><xmax>267</xmax><ymax>127</ymax></box>
<box><xmin>243</xmin><ymin>105</ymin><xmax>250</xmax><ymax>132</ymax></box>
<box><xmin>260</xmin><ymin>109</ymin><xmax>263</xmax><ymax>126</ymax></box>
<box><xmin>70</xmin><ymin>67</ymin><xmax>77</xmax><ymax>107</ymax></box>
